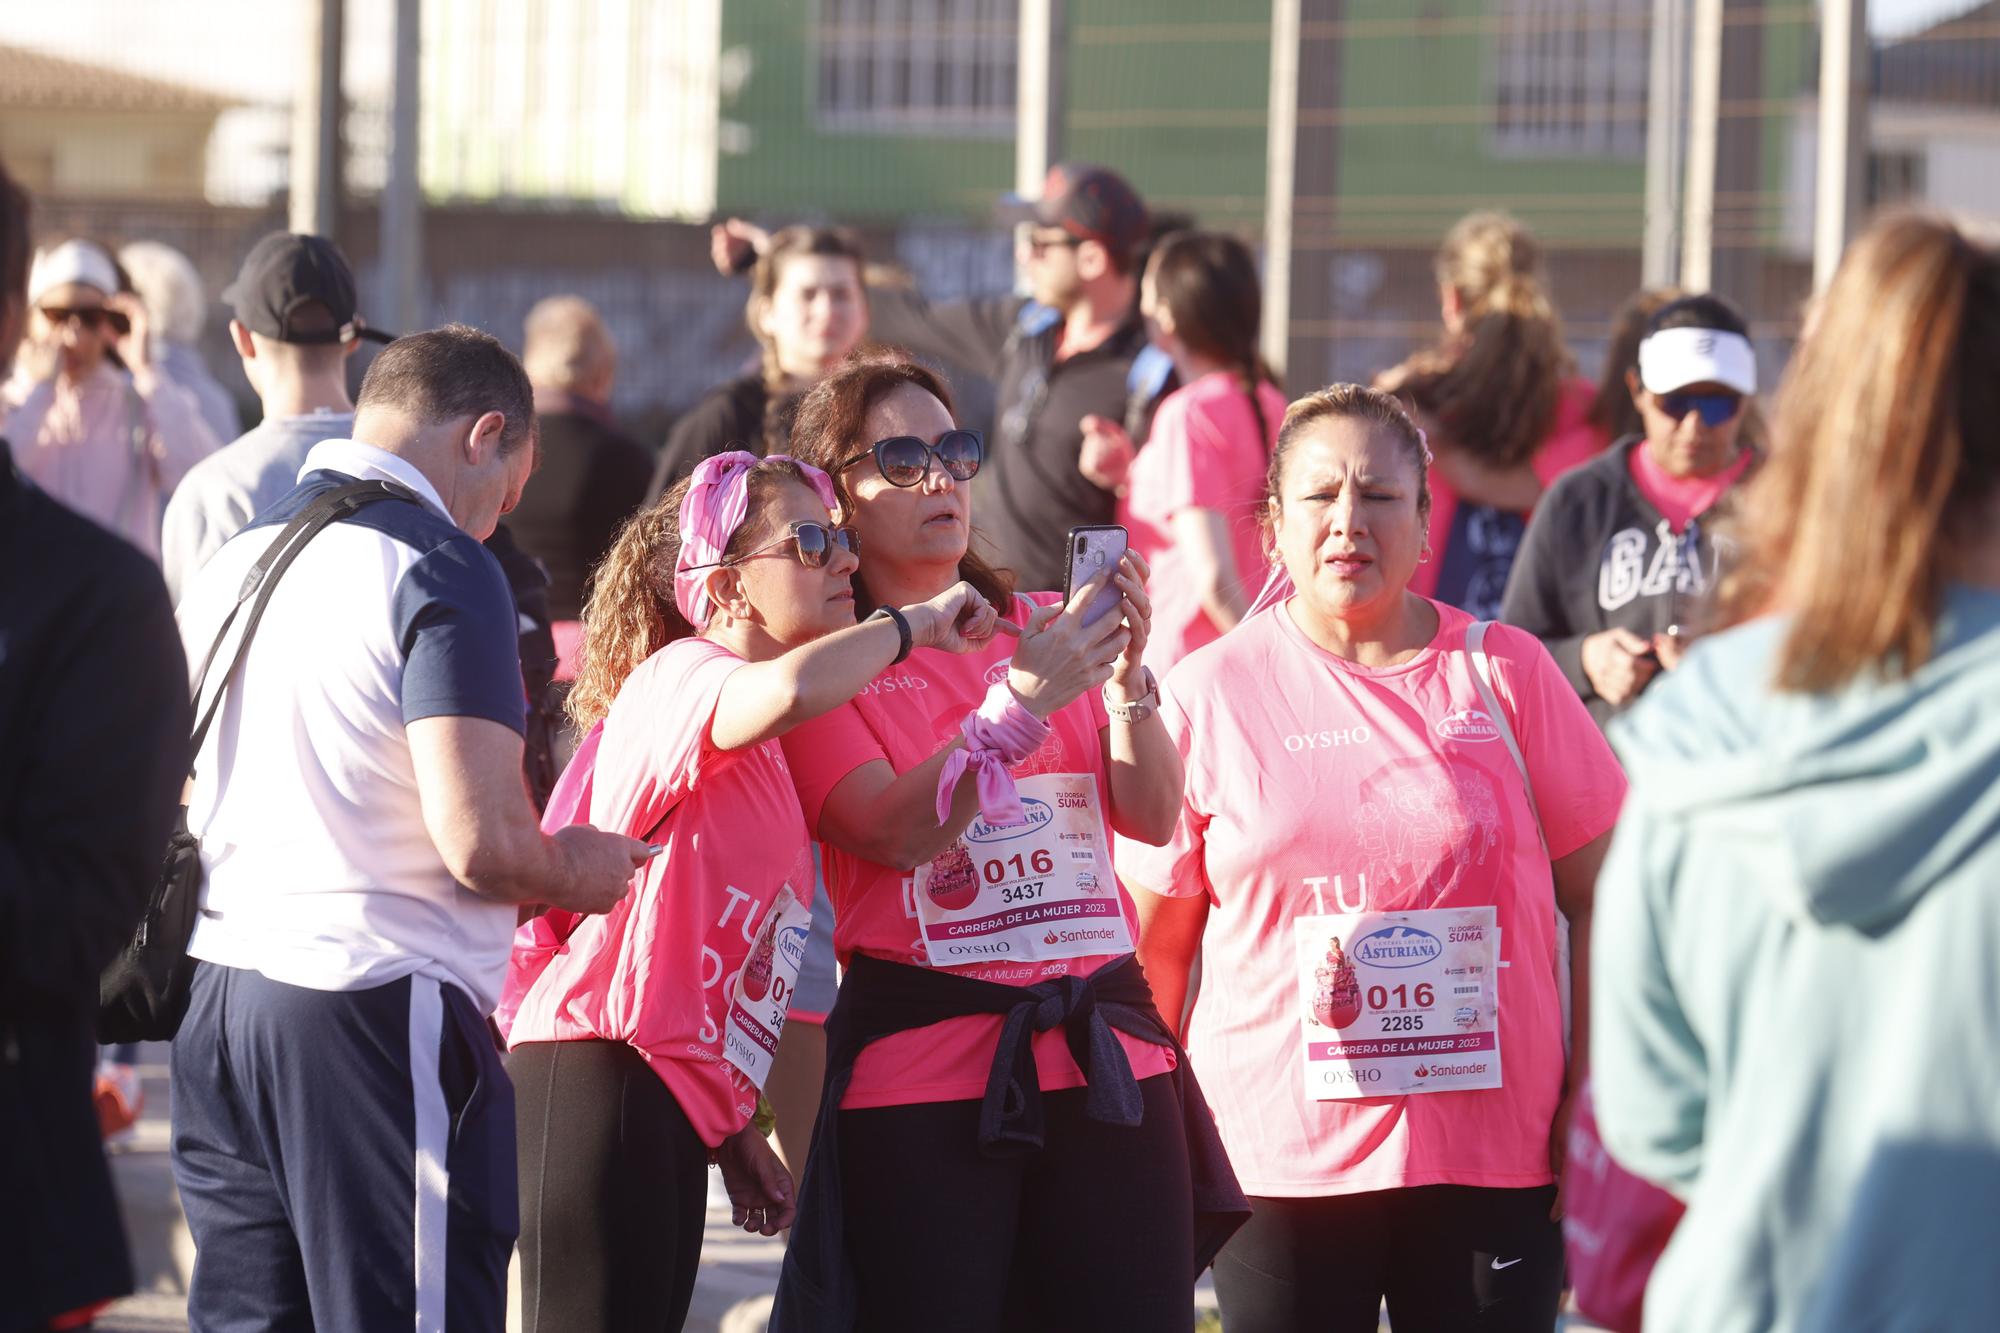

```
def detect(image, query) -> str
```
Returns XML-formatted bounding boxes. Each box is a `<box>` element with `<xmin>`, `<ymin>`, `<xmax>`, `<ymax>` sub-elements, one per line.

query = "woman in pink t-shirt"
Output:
<box><xmin>1122</xmin><ymin>385</ymin><xmax>1626</xmax><ymax>1333</ymax></box>
<box><xmin>1079</xmin><ymin>230</ymin><xmax>1286</xmax><ymax>672</ymax></box>
<box><xmin>501</xmin><ymin>451</ymin><xmax>1007</xmax><ymax>1332</ymax></box>
<box><xmin>772</xmin><ymin>352</ymin><xmax>1245</xmax><ymax>1333</ymax></box>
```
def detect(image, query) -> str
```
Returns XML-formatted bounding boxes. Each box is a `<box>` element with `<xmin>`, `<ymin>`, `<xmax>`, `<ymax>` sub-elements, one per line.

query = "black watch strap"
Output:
<box><xmin>870</xmin><ymin>604</ymin><xmax>913</xmax><ymax>665</ymax></box>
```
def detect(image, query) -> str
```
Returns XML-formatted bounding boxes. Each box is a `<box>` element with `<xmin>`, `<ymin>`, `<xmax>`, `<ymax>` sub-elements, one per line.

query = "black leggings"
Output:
<box><xmin>1212</xmin><ymin>1185</ymin><xmax>1565</xmax><ymax>1333</ymax></box>
<box><xmin>510</xmin><ymin>1040</ymin><xmax>710</xmax><ymax>1333</ymax></box>
<box><xmin>839</xmin><ymin>1074</ymin><xmax>1196</xmax><ymax>1333</ymax></box>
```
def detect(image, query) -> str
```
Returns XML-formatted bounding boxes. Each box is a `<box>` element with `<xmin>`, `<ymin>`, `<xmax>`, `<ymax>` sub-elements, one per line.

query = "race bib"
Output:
<box><xmin>1295</xmin><ymin>905</ymin><xmax>1501</xmax><ymax>1100</ymax></box>
<box><xmin>913</xmin><ymin>772</ymin><xmax>1133</xmax><ymax>967</ymax></box>
<box><xmin>722</xmin><ymin>885</ymin><xmax>812</xmax><ymax>1090</ymax></box>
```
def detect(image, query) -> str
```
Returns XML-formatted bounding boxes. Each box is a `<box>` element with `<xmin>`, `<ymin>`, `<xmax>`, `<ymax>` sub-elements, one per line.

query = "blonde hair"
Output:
<box><xmin>119</xmin><ymin>240</ymin><xmax>207</xmax><ymax>344</ymax></box>
<box><xmin>1398</xmin><ymin>212</ymin><xmax>1571</xmax><ymax>467</ymax></box>
<box><xmin>1715</xmin><ymin>213</ymin><xmax>2000</xmax><ymax>692</ymax></box>
<box><xmin>567</xmin><ymin>458</ymin><xmax>815</xmax><ymax>730</ymax></box>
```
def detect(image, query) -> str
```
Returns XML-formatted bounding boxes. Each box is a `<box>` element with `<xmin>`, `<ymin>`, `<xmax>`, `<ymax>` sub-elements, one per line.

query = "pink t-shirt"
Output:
<box><xmin>782</xmin><ymin>591</ymin><xmax>1176</xmax><ymax>1109</ymax></box>
<box><xmin>1628</xmin><ymin>441</ymin><xmax>1753</xmax><ymax>533</ymax></box>
<box><xmin>501</xmin><ymin>637</ymin><xmax>816</xmax><ymax>1148</ymax></box>
<box><xmin>1120</xmin><ymin>371</ymin><xmax>1287</xmax><ymax>672</ymax></box>
<box><xmin>1412</xmin><ymin>376</ymin><xmax>1607</xmax><ymax>600</ymax></box>
<box><xmin>1117</xmin><ymin>599</ymin><xmax>1625</xmax><ymax>1196</ymax></box>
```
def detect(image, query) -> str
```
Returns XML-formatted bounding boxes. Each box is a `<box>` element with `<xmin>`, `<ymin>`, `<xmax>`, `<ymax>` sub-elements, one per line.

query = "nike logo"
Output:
<box><xmin>1491</xmin><ymin>1257</ymin><xmax>1525</xmax><ymax>1270</ymax></box>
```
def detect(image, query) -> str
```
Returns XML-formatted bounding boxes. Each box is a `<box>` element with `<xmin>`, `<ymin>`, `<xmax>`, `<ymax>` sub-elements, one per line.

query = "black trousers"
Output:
<box><xmin>1212</xmin><ymin>1185</ymin><xmax>1566</xmax><ymax>1333</ymax></box>
<box><xmin>171</xmin><ymin>965</ymin><xmax>515</xmax><ymax>1333</ymax></box>
<box><xmin>838</xmin><ymin>1074</ymin><xmax>1197</xmax><ymax>1333</ymax></box>
<box><xmin>510</xmin><ymin>1040</ymin><xmax>710</xmax><ymax>1333</ymax></box>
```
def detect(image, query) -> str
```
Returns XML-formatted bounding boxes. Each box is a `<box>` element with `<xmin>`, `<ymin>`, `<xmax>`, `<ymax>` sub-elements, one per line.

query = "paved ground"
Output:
<box><xmin>97</xmin><ymin>1046</ymin><xmax>1604</xmax><ymax>1332</ymax></box>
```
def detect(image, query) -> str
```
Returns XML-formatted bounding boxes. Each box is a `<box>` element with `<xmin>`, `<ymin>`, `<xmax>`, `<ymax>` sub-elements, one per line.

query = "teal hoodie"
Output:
<box><xmin>1592</xmin><ymin>584</ymin><xmax>2000</xmax><ymax>1333</ymax></box>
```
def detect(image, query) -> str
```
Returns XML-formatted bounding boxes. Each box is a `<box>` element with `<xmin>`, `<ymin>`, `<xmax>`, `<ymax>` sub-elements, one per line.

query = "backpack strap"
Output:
<box><xmin>1465</xmin><ymin>618</ymin><xmax>1546</xmax><ymax>853</ymax></box>
<box><xmin>186</xmin><ymin>480</ymin><xmax>417</xmax><ymax>770</ymax></box>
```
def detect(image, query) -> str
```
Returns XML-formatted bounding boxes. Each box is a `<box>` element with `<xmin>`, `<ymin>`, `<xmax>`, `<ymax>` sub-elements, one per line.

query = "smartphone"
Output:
<box><xmin>1062</xmin><ymin>525</ymin><xmax>1129</xmax><ymax>626</ymax></box>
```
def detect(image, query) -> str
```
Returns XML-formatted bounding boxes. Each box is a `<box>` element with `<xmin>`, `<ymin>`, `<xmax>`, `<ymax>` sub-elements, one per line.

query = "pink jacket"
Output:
<box><xmin>4</xmin><ymin>362</ymin><xmax>221</xmax><ymax>562</ymax></box>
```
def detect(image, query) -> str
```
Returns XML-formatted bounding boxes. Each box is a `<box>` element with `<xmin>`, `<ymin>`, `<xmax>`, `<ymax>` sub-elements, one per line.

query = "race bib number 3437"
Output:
<box><xmin>1294</xmin><ymin>905</ymin><xmax>1501</xmax><ymax>1100</ymax></box>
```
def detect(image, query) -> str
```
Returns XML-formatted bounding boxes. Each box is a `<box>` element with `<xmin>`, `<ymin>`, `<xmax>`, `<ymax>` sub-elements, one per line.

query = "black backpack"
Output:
<box><xmin>97</xmin><ymin>480</ymin><xmax>416</xmax><ymax>1043</ymax></box>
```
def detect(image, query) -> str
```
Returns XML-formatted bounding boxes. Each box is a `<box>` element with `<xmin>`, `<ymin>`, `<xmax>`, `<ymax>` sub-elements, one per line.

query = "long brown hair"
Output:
<box><xmin>1399</xmin><ymin>212</ymin><xmax>1571</xmax><ymax>467</ymax></box>
<box><xmin>747</xmin><ymin>227</ymin><xmax>868</xmax><ymax>451</ymax></box>
<box><xmin>567</xmin><ymin>456</ymin><xmax>820</xmax><ymax>730</ymax></box>
<box><xmin>1148</xmin><ymin>229</ymin><xmax>1281</xmax><ymax>452</ymax></box>
<box><xmin>788</xmin><ymin>350</ymin><xmax>1015</xmax><ymax>611</ymax></box>
<box><xmin>1715</xmin><ymin>213</ymin><xmax>2000</xmax><ymax>692</ymax></box>
<box><xmin>1590</xmin><ymin>286</ymin><xmax>1683</xmax><ymax>440</ymax></box>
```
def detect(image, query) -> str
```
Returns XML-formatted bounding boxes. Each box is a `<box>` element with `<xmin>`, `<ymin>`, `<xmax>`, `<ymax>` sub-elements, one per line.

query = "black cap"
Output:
<box><xmin>1000</xmin><ymin>163</ymin><xmax>1149</xmax><ymax>256</ymax></box>
<box><xmin>222</xmin><ymin>232</ymin><xmax>393</xmax><ymax>345</ymax></box>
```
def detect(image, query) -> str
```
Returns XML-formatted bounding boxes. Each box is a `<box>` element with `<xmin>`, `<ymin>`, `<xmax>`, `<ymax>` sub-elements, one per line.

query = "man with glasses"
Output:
<box><xmin>2</xmin><ymin>238</ymin><xmax>220</xmax><ymax>562</ymax></box>
<box><xmin>712</xmin><ymin>163</ymin><xmax>1172</xmax><ymax>591</ymax></box>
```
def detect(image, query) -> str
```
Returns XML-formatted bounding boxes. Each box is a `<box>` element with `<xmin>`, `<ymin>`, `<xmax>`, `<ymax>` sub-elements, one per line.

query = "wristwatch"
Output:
<box><xmin>1103</xmin><ymin>667</ymin><xmax>1159</xmax><ymax>723</ymax></box>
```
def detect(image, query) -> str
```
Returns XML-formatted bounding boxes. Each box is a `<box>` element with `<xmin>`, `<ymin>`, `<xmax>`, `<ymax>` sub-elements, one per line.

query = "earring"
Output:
<box><xmin>1419</xmin><ymin>543</ymin><xmax>1433</xmax><ymax>564</ymax></box>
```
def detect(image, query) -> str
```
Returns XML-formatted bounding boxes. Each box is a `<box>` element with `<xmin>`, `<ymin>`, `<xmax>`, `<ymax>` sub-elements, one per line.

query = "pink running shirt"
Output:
<box><xmin>1118</xmin><ymin>599</ymin><xmax>1625</xmax><ymax>1196</ymax></box>
<box><xmin>501</xmin><ymin>637</ymin><xmax>815</xmax><ymax>1148</ymax></box>
<box><xmin>783</xmin><ymin>592</ymin><xmax>1176</xmax><ymax>1109</ymax></box>
<box><xmin>1120</xmin><ymin>371</ymin><xmax>1287</xmax><ymax>672</ymax></box>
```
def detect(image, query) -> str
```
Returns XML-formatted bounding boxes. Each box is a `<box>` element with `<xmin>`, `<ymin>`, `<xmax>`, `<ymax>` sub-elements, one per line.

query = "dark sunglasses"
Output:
<box><xmin>1659</xmin><ymin>390</ymin><xmax>1744</xmax><ymax>427</ymax></box>
<box><xmin>719</xmin><ymin>521</ymin><xmax>859</xmax><ymax>571</ymax></box>
<box><xmin>1026</xmin><ymin>232</ymin><xmax>1083</xmax><ymax>256</ymax></box>
<box><xmin>39</xmin><ymin>306</ymin><xmax>120</xmax><ymax>331</ymax></box>
<box><xmin>838</xmin><ymin>431</ymin><xmax>984</xmax><ymax>488</ymax></box>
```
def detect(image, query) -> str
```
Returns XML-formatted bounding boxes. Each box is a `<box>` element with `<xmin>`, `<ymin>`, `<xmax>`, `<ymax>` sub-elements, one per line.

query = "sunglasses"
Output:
<box><xmin>39</xmin><ymin>306</ymin><xmax>120</xmax><ymax>331</ymax></box>
<box><xmin>1026</xmin><ymin>232</ymin><xmax>1083</xmax><ymax>256</ymax></box>
<box><xmin>706</xmin><ymin>521</ymin><xmax>860</xmax><ymax>571</ymax></box>
<box><xmin>1658</xmin><ymin>390</ymin><xmax>1744</xmax><ymax>427</ymax></box>
<box><xmin>837</xmin><ymin>431</ymin><xmax>984</xmax><ymax>488</ymax></box>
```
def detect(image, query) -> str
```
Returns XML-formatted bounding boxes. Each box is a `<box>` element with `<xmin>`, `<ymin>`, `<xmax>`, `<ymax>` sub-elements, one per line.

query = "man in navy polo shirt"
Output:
<box><xmin>170</xmin><ymin>324</ymin><xmax>647</xmax><ymax>1331</ymax></box>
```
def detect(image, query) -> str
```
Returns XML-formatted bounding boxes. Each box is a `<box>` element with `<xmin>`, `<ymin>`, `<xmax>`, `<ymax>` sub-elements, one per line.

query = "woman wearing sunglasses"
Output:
<box><xmin>500</xmin><ymin>450</ymin><xmax>1005</xmax><ymax>1332</ymax></box>
<box><xmin>1500</xmin><ymin>294</ymin><xmax>1758</xmax><ymax>724</ymax></box>
<box><xmin>3</xmin><ymin>237</ymin><xmax>219</xmax><ymax>562</ymax></box>
<box><xmin>771</xmin><ymin>352</ymin><xmax>1244</xmax><ymax>1333</ymax></box>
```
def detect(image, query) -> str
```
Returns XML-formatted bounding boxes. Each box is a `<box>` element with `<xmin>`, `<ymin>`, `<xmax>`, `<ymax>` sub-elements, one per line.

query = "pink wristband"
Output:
<box><xmin>934</xmin><ymin>680</ymin><xmax>1052</xmax><ymax>827</ymax></box>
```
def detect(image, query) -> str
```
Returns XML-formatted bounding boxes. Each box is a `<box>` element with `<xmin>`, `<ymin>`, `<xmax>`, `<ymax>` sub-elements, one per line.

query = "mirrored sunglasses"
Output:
<box><xmin>838</xmin><ymin>430</ymin><xmax>984</xmax><ymax>488</ymax></box>
<box><xmin>1659</xmin><ymin>390</ymin><xmax>1743</xmax><ymax>427</ymax></box>
<box><xmin>727</xmin><ymin>521</ymin><xmax>860</xmax><ymax>570</ymax></box>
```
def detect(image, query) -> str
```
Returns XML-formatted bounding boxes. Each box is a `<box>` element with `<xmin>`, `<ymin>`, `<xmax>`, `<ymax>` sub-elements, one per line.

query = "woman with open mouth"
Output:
<box><xmin>773</xmin><ymin>350</ymin><xmax>1245</xmax><ymax>1333</ymax></box>
<box><xmin>1124</xmin><ymin>384</ymin><xmax>1625</xmax><ymax>1333</ymax></box>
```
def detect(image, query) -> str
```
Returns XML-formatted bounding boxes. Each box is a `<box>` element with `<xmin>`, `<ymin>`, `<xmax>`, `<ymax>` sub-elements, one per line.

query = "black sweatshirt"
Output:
<box><xmin>0</xmin><ymin>437</ymin><xmax>191</xmax><ymax>1325</ymax></box>
<box><xmin>1499</xmin><ymin>437</ymin><xmax>1749</xmax><ymax>727</ymax></box>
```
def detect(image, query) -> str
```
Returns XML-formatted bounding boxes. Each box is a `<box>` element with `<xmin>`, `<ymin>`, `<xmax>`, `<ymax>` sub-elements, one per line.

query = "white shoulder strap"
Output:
<box><xmin>1465</xmin><ymin>620</ymin><xmax>1546</xmax><ymax>853</ymax></box>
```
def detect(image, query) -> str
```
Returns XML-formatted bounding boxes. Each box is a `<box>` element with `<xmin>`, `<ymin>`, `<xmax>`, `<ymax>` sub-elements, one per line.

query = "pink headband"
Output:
<box><xmin>672</xmin><ymin>450</ymin><xmax>841</xmax><ymax>627</ymax></box>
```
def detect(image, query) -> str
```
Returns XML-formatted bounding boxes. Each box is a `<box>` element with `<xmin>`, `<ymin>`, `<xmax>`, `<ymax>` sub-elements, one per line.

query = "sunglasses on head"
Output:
<box><xmin>838</xmin><ymin>430</ymin><xmax>984</xmax><ymax>488</ymax></box>
<box><xmin>1659</xmin><ymin>390</ymin><xmax>1744</xmax><ymax>427</ymax></box>
<box><xmin>711</xmin><ymin>521</ymin><xmax>860</xmax><ymax>571</ymax></box>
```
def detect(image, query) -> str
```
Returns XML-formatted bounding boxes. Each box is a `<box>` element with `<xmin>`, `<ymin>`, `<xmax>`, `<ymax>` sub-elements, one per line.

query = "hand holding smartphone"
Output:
<box><xmin>1061</xmin><ymin>525</ymin><xmax>1129</xmax><ymax>626</ymax></box>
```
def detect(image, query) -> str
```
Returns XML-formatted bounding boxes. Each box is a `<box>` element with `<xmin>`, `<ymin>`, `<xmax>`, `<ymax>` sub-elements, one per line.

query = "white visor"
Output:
<box><xmin>1638</xmin><ymin>326</ymin><xmax>1757</xmax><ymax>396</ymax></box>
<box><xmin>28</xmin><ymin>240</ymin><xmax>120</xmax><ymax>309</ymax></box>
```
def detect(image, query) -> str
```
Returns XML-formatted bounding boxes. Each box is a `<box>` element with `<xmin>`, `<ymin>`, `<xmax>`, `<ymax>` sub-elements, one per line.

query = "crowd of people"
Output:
<box><xmin>5</xmin><ymin>143</ymin><xmax>2000</xmax><ymax>1333</ymax></box>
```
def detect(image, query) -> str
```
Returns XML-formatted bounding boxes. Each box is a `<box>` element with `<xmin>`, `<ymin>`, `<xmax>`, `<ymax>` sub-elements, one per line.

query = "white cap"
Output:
<box><xmin>27</xmin><ymin>240</ymin><xmax>120</xmax><ymax>309</ymax></box>
<box><xmin>1638</xmin><ymin>325</ymin><xmax>1757</xmax><ymax>396</ymax></box>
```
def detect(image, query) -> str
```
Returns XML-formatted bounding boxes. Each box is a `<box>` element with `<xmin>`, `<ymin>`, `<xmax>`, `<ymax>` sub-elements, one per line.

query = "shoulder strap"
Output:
<box><xmin>186</xmin><ymin>480</ymin><xmax>417</xmax><ymax>770</ymax></box>
<box><xmin>1465</xmin><ymin>620</ymin><xmax>1546</xmax><ymax>854</ymax></box>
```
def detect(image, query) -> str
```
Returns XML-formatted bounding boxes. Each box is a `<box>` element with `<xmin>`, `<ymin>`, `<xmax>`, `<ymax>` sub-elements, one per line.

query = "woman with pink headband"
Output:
<box><xmin>500</xmin><ymin>450</ymin><xmax>1003</xmax><ymax>1332</ymax></box>
<box><xmin>773</xmin><ymin>352</ymin><xmax>1245</xmax><ymax>1333</ymax></box>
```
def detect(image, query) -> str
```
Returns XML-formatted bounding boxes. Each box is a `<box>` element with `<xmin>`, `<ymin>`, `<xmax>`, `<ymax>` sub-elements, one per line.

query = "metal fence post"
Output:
<box><xmin>382</xmin><ymin>0</ymin><xmax>423</xmax><ymax>336</ymax></box>
<box><xmin>1815</xmin><ymin>0</ymin><xmax>1869</xmax><ymax>290</ymax></box>
<box><xmin>290</xmin><ymin>0</ymin><xmax>344</xmax><ymax>240</ymax></box>
<box><xmin>1680</xmin><ymin>0</ymin><xmax>1723</xmax><ymax>291</ymax></box>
